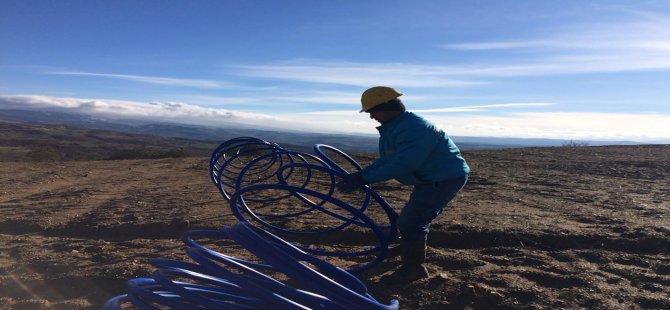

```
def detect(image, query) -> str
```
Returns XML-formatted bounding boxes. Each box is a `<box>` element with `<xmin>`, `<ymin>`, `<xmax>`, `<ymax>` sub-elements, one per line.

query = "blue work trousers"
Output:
<box><xmin>397</xmin><ymin>175</ymin><xmax>468</xmax><ymax>242</ymax></box>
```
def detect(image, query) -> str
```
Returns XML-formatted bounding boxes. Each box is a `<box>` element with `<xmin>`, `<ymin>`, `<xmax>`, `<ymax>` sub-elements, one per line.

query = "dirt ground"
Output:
<box><xmin>0</xmin><ymin>144</ymin><xmax>668</xmax><ymax>309</ymax></box>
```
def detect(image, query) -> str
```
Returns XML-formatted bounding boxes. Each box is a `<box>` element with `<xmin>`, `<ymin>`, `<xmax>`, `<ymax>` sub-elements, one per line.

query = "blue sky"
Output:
<box><xmin>1</xmin><ymin>0</ymin><xmax>669</xmax><ymax>142</ymax></box>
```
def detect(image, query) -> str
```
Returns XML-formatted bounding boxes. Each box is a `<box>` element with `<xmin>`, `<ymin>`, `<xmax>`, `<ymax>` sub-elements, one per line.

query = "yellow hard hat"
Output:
<box><xmin>360</xmin><ymin>86</ymin><xmax>403</xmax><ymax>112</ymax></box>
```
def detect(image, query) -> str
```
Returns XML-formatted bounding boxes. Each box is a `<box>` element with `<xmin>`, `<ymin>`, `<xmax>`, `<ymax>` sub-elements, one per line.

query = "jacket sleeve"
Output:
<box><xmin>363</xmin><ymin>122</ymin><xmax>438</xmax><ymax>183</ymax></box>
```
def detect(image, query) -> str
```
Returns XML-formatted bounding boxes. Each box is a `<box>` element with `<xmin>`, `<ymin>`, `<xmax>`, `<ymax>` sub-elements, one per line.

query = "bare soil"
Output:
<box><xmin>0</xmin><ymin>144</ymin><xmax>669</xmax><ymax>309</ymax></box>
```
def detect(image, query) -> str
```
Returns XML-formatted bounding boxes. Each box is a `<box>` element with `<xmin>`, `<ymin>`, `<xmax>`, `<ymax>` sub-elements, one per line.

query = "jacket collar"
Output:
<box><xmin>376</xmin><ymin>111</ymin><xmax>409</xmax><ymax>133</ymax></box>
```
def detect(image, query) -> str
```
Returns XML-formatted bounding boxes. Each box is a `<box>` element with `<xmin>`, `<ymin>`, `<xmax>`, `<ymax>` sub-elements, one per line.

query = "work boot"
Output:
<box><xmin>381</xmin><ymin>239</ymin><xmax>429</xmax><ymax>284</ymax></box>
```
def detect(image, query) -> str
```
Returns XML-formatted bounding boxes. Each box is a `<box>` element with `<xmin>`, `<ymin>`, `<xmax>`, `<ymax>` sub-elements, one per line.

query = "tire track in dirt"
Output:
<box><xmin>0</xmin><ymin>158</ymin><xmax>228</xmax><ymax>240</ymax></box>
<box><xmin>0</xmin><ymin>158</ymin><xmax>220</xmax><ymax>308</ymax></box>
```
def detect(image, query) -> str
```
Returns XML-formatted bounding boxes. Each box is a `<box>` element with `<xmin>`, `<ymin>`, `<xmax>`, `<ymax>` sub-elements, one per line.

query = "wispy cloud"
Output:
<box><xmin>414</xmin><ymin>102</ymin><xmax>556</xmax><ymax>113</ymax></box>
<box><xmin>440</xmin><ymin>11</ymin><xmax>670</xmax><ymax>75</ymax></box>
<box><xmin>232</xmin><ymin>12</ymin><xmax>670</xmax><ymax>88</ymax></box>
<box><xmin>269</xmin><ymin>92</ymin><xmax>359</xmax><ymax>105</ymax></box>
<box><xmin>47</xmin><ymin>71</ymin><xmax>229</xmax><ymax>89</ymax></box>
<box><xmin>445</xmin><ymin>11</ymin><xmax>670</xmax><ymax>51</ymax></box>
<box><xmin>186</xmin><ymin>91</ymin><xmax>360</xmax><ymax>109</ymax></box>
<box><xmin>232</xmin><ymin>61</ymin><xmax>486</xmax><ymax>88</ymax></box>
<box><xmin>307</xmin><ymin>102</ymin><xmax>556</xmax><ymax>115</ymax></box>
<box><xmin>302</xmin><ymin>110</ymin><xmax>359</xmax><ymax>116</ymax></box>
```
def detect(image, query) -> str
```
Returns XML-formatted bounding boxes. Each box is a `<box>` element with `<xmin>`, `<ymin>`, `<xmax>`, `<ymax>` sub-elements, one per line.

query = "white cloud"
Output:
<box><xmin>0</xmin><ymin>94</ymin><xmax>275</xmax><ymax>126</ymax></box>
<box><xmin>298</xmin><ymin>106</ymin><xmax>670</xmax><ymax>141</ymax></box>
<box><xmin>428</xmin><ymin>112</ymin><xmax>670</xmax><ymax>141</ymax></box>
<box><xmin>47</xmin><ymin>71</ymin><xmax>229</xmax><ymax>89</ymax></box>
<box><xmin>1</xmin><ymin>94</ymin><xmax>668</xmax><ymax>141</ymax></box>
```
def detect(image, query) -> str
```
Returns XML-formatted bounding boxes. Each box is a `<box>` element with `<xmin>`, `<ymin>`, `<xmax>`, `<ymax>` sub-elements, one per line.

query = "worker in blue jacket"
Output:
<box><xmin>337</xmin><ymin>86</ymin><xmax>470</xmax><ymax>283</ymax></box>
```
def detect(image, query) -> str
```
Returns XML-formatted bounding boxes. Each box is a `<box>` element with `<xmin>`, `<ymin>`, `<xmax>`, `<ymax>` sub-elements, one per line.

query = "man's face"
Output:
<box><xmin>368</xmin><ymin>110</ymin><xmax>398</xmax><ymax>124</ymax></box>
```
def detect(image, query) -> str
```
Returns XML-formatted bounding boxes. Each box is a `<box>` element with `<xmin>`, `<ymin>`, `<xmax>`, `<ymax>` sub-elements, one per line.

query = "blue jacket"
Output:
<box><xmin>362</xmin><ymin>111</ymin><xmax>469</xmax><ymax>185</ymax></box>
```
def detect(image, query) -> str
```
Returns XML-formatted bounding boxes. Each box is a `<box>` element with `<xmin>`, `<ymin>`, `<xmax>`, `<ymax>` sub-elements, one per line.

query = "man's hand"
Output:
<box><xmin>336</xmin><ymin>171</ymin><xmax>367</xmax><ymax>193</ymax></box>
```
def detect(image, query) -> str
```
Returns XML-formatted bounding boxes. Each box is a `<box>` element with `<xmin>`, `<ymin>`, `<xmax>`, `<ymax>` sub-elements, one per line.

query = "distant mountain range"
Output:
<box><xmin>0</xmin><ymin>109</ymin><xmax>651</xmax><ymax>153</ymax></box>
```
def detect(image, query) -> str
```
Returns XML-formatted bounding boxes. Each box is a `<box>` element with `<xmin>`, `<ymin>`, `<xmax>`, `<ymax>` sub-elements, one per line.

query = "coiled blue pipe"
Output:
<box><xmin>103</xmin><ymin>137</ymin><xmax>399</xmax><ymax>309</ymax></box>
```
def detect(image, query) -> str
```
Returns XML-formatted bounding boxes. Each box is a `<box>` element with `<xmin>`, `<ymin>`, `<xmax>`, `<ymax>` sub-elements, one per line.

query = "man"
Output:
<box><xmin>337</xmin><ymin>86</ymin><xmax>470</xmax><ymax>283</ymax></box>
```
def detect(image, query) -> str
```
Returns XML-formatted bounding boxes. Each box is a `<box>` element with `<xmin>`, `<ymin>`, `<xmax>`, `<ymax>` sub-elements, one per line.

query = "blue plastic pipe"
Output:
<box><xmin>103</xmin><ymin>137</ymin><xmax>399</xmax><ymax>309</ymax></box>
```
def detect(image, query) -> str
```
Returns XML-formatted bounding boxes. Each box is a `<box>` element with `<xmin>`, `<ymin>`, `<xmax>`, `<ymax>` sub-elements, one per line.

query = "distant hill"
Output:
<box><xmin>0</xmin><ymin>109</ymin><xmax>380</xmax><ymax>153</ymax></box>
<box><xmin>0</xmin><ymin>120</ymin><xmax>219</xmax><ymax>161</ymax></box>
<box><xmin>0</xmin><ymin>109</ymin><xmax>647</xmax><ymax>155</ymax></box>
